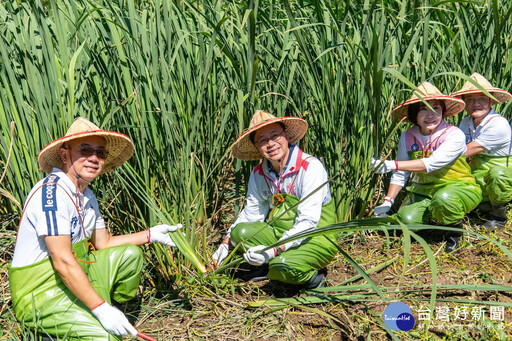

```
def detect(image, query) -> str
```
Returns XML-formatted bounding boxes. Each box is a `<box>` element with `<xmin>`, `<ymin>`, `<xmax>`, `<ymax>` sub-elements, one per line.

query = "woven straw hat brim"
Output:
<box><xmin>391</xmin><ymin>95</ymin><xmax>466</xmax><ymax>122</ymax></box>
<box><xmin>37</xmin><ymin>130</ymin><xmax>134</xmax><ymax>174</ymax></box>
<box><xmin>451</xmin><ymin>88</ymin><xmax>512</xmax><ymax>104</ymax></box>
<box><xmin>231</xmin><ymin>117</ymin><xmax>308</xmax><ymax>160</ymax></box>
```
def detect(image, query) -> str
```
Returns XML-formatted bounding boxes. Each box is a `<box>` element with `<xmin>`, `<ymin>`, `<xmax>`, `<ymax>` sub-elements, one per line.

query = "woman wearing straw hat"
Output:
<box><xmin>452</xmin><ymin>73</ymin><xmax>512</xmax><ymax>230</ymax></box>
<box><xmin>211</xmin><ymin>110</ymin><xmax>337</xmax><ymax>288</ymax></box>
<box><xmin>371</xmin><ymin>82</ymin><xmax>482</xmax><ymax>253</ymax></box>
<box><xmin>9</xmin><ymin>117</ymin><xmax>182</xmax><ymax>339</ymax></box>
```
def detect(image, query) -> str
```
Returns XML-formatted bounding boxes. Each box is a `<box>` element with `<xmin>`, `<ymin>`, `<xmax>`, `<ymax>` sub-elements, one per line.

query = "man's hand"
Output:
<box><xmin>370</xmin><ymin>157</ymin><xmax>397</xmax><ymax>174</ymax></box>
<box><xmin>91</xmin><ymin>301</ymin><xmax>137</xmax><ymax>337</ymax></box>
<box><xmin>243</xmin><ymin>245</ymin><xmax>275</xmax><ymax>266</ymax></box>
<box><xmin>211</xmin><ymin>243</ymin><xmax>230</xmax><ymax>267</ymax></box>
<box><xmin>149</xmin><ymin>224</ymin><xmax>182</xmax><ymax>246</ymax></box>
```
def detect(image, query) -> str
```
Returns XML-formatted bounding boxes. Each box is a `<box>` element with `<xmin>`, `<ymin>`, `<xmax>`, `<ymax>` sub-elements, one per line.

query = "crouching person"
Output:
<box><xmin>371</xmin><ymin>82</ymin><xmax>482</xmax><ymax>253</ymax></box>
<box><xmin>9</xmin><ymin>117</ymin><xmax>181</xmax><ymax>340</ymax></box>
<box><xmin>212</xmin><ymin>110</ymin><xmax>337</xmax><ymax>289</ymax></box>
<box><xmin>452</xmin><ymin>73</ymin><xmax>512</xmax><ymax>230</ymax></box>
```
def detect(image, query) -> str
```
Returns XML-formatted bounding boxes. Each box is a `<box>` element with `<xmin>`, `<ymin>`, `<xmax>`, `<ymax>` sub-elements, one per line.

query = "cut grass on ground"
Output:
<box><xmin>1</xmin><ymin>216</ymin><xmax>512</xmax><ymax>340</ymax></box>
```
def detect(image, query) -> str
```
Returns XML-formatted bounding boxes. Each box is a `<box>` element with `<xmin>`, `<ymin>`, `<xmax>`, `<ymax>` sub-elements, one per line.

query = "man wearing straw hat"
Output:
<box><xmin>452</xmin><ymin>73</ymin><xmax>512</xmax><ymax>230</ymax></box>
<box><xmin>9</xmin><ymin>117</ymin><xmax>181</xmax><ymax>339</ymax></box>
<box><xmin>211</xmin><ymin>110</ymin><xmax>337</xmax><ymax>288</ymax></box>
<box><xmin>371</xmin><ymin>82</ymin><xmax>482</xmax><ymax>252</ymax></box>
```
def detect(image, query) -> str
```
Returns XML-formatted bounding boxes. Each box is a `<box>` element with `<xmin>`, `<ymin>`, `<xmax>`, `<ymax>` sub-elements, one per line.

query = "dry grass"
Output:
<box><xmin>3</xmin><ymin>216</ymin><xmax>511</xmax><ymax>340</ymax></box>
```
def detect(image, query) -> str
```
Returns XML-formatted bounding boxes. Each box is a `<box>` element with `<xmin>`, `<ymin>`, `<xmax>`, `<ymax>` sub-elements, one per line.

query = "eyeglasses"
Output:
<box><xmin>465</xmin><ymin>95</ymin><xmax>490</xmax><ymax>104</ymax></box>
<box><xmin>256</xmin><ymin>131</ymin><xmax>285</xmax><ymax>147</ymax></box>
<box><xmin>77</xmin><ymin>144</ymin><xmax>108</xmax><ymax>159</ymax></box>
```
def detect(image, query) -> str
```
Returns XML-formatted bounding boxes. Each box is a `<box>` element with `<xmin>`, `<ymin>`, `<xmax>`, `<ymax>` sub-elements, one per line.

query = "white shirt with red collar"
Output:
<box><xmin>11</xmin><ymin>168</ymin><xmax>105</xmax><ymax>268</ymax></box>
<box><xmin>227</xmin><ymin>145</ymin><xmax>331</xmax><ymax>250</ymax></box>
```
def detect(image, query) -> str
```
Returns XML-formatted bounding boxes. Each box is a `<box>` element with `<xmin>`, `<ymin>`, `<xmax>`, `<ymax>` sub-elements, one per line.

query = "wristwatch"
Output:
<box><xmin>275</xmin><ymin>246</ymin><xmax>283</xmax><ymax>256</ymax></box>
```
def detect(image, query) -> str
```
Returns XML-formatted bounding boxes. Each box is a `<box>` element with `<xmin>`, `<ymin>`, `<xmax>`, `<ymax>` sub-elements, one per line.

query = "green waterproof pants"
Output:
<box><xmin>230</xmin><ymin>195</ymin><xmax>338</xmax><ymax>285</ymax></box>
<box><xmin>482</xmin><ymin>166</ymin><xmax>512</xmax><ymax>204</ymax></box>
<box><xmin>394</xmin><ymin>182</ymin><xmax>482</xmax><ymax>225</ymax></box>
<box><xmin>9</xmin><ymin>240</ymin><xmax>143</xmax><ymax>340</ymax></box>
<box><xmin>470</xmin><ymin>154</ymin><xmax>512</xmax><ymax>203</ymax></box>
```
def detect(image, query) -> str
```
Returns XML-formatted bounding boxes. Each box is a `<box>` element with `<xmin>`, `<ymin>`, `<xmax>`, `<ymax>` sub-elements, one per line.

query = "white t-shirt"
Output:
<box><xmin>11</xmin><ymin>168</ymin><xmax>105</xmax><ymax>267</ymax></box>
<box><xmin>459</xmin><ymin>110</ymin><xmax>512</xmax><ymax>156</ymax></box>
<box><xmin>228</xmin><ymin>145</ymin><xmax>331</xmax><ymax>250</ymax></box>
<box><xmin>390</xmin><ymin>126</ymin><xmax>467</xmax><ymax>187</ymax></box>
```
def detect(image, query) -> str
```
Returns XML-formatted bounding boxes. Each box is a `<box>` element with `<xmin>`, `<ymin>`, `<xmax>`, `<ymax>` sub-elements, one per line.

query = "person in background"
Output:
<box><xmin>211</xmin><ymin>110</ymin><xmax>337</xmax><ymax>289</ymax></box>
<box><xmin>9</xmin><ymin>117</ymin><xmax>181</xmax><ymax>340</ymax></box>
<box><xmin>451</xmin><ymin>73</ymin><xmax>512</xmax><ymax>230</ymax></box>
<box><xmin>371</xmin><ymin>82</ymin><xmax>482</xmax><ymax>253</ymax></box>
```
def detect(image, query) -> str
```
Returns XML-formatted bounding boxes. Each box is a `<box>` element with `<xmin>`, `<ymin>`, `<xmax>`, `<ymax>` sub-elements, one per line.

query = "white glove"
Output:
<box><xmin>374</xmin><ymin>197</ymin><xmax>394</xmax><ymax>217</ymax></box>
<box><xmin>91</xmin><ymin>301</ymin><xmax>137</xmax><ymax>337</ymax></box>
<box><xmin>211</xmin><ymin>243</ymin><xmax>229</xmax><ymax>266</ymax></box>
<box><xmin>370</xmin><ymin>157</ymin><xmax>397</xmax><ymax>174</ymax></box>
<box><xmin>149</xmin><ymin>224</ymin><xmax>182</xmax><ymax>246</ymax></box>
<box><xmin>243</xmin><ymin>245</ymin><xmax>275</xmax><ymax>266</ymax></box>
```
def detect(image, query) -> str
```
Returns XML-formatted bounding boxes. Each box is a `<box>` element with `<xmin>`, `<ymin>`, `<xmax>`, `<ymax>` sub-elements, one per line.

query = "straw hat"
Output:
<box><xmin>38</xmin><ymin>117</ymin><xmax>134</xmax><ymax>174</ymax></box>
<box><xmin>451</xmin><ymin>72</ymin><xmax>511</xmax><ymax>104</ymax></box>
<box><xmin>392</xmin><ymin>82</ymin><xmax>465</xmax><ymax>122</ymax></box>
<box><xmin>231</xmin><ymin>110</ymin><xmax>308</xmax><ymax>160</ymax></box>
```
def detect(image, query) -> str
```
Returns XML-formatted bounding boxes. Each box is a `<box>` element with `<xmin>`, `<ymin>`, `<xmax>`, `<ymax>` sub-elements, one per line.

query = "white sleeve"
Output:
<box><xmin>475</xmin><ymin>116</ymin><xmax>511</xmax><ymax>151</ymax></box>
<box><xmin>226</xmin><ymin>171</ymin><xmax>269</xmax><ymax>237</ymax></box>
<box><xmin>279</xmin><ymin>159</ymin><xmax>328</xmax><ymax>250</ymax></box>
<box><xmin>34</xmin><ymin>184</ymin><xmax>73</xmax><ymax>237</ymax></box>
<box><xmin>421</xmin><ymin>128</ymin><xmax>466</xmax><ymax>173</ymax></box>
<box><xmin>390</xmin><ymin>131</ymin><xmax>410</xmax><ymax>187</ymax></box>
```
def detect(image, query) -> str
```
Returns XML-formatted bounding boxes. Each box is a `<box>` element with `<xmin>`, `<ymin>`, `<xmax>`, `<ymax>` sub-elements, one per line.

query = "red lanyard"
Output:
<box><xmin>14</xmin><ymin>181</ymin><xmax>96</xmax><ymax>263</ymax></box>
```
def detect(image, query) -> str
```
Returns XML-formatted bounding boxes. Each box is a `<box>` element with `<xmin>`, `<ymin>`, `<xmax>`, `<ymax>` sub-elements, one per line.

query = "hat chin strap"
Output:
<box><xmin>72</xmin><ymin>169</ymin><xmax>90</xmax><ymax>194</ymax></box>
<box><xmin>63</xmin><ymin>148</ymin><xmax>89</xmax><ymax>193</ymax></box>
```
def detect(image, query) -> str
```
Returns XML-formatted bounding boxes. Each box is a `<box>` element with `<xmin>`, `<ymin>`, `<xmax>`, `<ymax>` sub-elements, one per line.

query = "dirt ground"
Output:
<box><xmin>129</xmin><ymin>220</ymin><xmax>512</xmax><ymax>340</ymax></box>
<box><xmin>2</xmin><ymin>217</ymin><xmax>512</xmax><ymax>340</ymax></box>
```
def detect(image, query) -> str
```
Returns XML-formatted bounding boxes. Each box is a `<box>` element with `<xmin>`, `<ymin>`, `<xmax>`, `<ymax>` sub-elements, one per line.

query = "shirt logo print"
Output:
<box><xmin>70</xmin><ymin>216</ymin><xmax>78</xmax><ymax>239</ymax></box>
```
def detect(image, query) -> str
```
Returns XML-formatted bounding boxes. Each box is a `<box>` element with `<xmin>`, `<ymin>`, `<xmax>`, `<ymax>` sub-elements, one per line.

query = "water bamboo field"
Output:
<box><xmin>1</xmin><ymin>0</ymin><xmax>512</xmax><ymax>339</ymax></box>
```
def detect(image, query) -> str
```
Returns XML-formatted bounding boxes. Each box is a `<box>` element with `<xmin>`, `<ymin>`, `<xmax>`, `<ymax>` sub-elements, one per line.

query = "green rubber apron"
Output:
<box><xmin>9</xmin><ymin>239</ymin><xmax>143</xmax><ymax>340</ymax></box>
<box><xmin>469</xmin><ymin>153</ymin><xmax>512</xmax><ymax>203</ymax></box>
<box><xmin>231</xmin><ymin>193</ymin><xmax>338</xmax><ymax>285</ymax></box>
<box><xmin>394</xmin><ymin>151</ymin><xmax>482</xmax><ymax>225</ymax></box>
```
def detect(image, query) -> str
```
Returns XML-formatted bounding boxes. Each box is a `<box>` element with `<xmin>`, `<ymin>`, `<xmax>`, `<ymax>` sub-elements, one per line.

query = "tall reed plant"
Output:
<box><xmin>1</xmin><ymin>0</ymin><xmax>512</xmax><ymax>285</ymax></box>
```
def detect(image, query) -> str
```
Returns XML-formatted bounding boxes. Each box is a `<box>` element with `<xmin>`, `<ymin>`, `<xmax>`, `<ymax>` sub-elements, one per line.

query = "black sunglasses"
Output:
<box><xmin>77</xmin><ymin>144</ymin><xmax>108</xmax><ymax>159</ymax></box>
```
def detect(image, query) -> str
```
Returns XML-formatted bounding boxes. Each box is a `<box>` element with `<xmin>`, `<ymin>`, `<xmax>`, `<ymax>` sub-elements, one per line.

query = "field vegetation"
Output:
<box><xmin>1</xmin><ymin>0</ymin><xmax>512</xmax><ymax>339</ymax></box>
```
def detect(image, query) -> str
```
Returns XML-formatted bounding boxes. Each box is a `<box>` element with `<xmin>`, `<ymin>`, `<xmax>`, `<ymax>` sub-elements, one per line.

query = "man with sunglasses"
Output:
<box><xmin>9</xmin><ymin>117</ymin><xmax>181</xmax><ymax>340</ymax></box>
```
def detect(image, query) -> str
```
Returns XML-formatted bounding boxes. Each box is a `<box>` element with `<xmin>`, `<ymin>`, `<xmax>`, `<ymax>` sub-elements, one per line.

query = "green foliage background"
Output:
<box><xmin>1</xmin><ymin>0</ymin><xmax>512</xmax><ymax>279</ymax></box>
